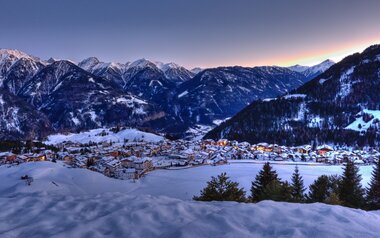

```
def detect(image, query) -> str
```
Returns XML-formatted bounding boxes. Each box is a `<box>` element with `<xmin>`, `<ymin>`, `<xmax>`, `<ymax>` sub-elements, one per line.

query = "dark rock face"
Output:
<box><xmin>0</xmin><ymin>88</ymin><xmax>52</xmax><ymax>140</ymax></box>
<box><xmin>171</xmin><ymin>66</ymin><xmax>308</xmax><ymax>125</ymax></box>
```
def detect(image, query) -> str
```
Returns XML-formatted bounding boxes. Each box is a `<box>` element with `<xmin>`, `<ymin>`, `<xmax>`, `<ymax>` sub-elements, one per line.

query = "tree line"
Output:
<box><xmin>194</xmin><ymin>160</ymin><xmax>380</xmax><ymax>210</ymax></box>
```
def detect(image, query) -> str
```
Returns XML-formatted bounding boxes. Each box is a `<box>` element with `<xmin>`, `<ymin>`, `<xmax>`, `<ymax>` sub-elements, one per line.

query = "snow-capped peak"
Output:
<box><xmin>160</xmin><ymin>62</ymin><xmax>182</xmax><ymax>72</ymax></box>
<box><xmin>191</xmin><ymin>67</ymin><xmax>203</xmax><ymax>74</ymax></box>
<box><xmin>128</xmin><ymin>58</ymin><xmax>156</xmax><ymax>69</ymax></box>
<box><xmin>78</xmin><ymin>57</ymin><xmax>100</xmax><ymax>71</ymax></box>
<box><xmin>288</xmin><ymin>59</ymin><xmax>335</xmax><ymax>79</ymax></box>
<box><xmin>0</xmin><ymin>49</ymin><xmax>35</xmax><ymax>61</ymax></box>
<box><xmin>287</xmin><ymin>64</ymin><xmax>309</xmax><ymax>73</ymax></box>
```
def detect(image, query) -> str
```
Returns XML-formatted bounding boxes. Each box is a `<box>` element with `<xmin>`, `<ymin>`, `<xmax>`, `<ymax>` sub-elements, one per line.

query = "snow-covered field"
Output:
<box><xmin>1</xmin><ymin>161</ymin><xmax>379</xmax><ymax>237</ymax></box>
<box><xmin>1</xmin><ymin>193</ymin><xmax>380</xmax><ymax>238</ymax></box>
<box><xmin>45</xmin><ymin>128</ymin><xmax>164</xmax><ymax>145</ymax></box>
<box><xmin>0</xmin><ymin>161</ymin><xmax>374</xmax><ymax>199</ymax></box>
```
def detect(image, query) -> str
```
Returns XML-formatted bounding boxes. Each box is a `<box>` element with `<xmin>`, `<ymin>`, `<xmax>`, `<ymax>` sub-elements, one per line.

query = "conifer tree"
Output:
<box><xmin>338</xmin><ymin>161</ymin><xmax>365</xmax><ymax>208</ymax></box>
<box><xmin>366</xmin><ymin>158</ymin><xmax>380</xmax><ymax>209</ymax></box>
<box><xmin>193</xmin><ymin>172</ymin><xmax>246</xmax><ymax>202</ymax></box>
<box><xmin>251</xmin><ymin>162</ymin><xmax>281</xmax><ymax>202</ymax></box>
<box><xmin>290</xmin><ymin>165</ymin><xmax>306</xmax><ymax>202</ymax></box>
<box><xmin>308</xmin><ymin>175</ymin><xmax>330</xmax><ymax>202</ymax></box>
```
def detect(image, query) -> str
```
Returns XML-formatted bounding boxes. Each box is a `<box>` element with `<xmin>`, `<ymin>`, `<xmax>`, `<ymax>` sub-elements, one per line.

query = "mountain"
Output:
<box><xmin>0</xmin><ymin>88</ymin><xmax>51</xmax><ymax>140</ymax></box>
<box><xmin>157</xmin><ymin>62</ymin><xmax>194</xmax><ymax>85</ymax></box>
<box><xmin>289</xmin><ymin>59</ymin><xmax>335</xmax><ymax>80</ymax></box>
<box><xmin>171</xmin><ymin>66</ymin><xmax>308</xmax><ymax>125</ymax></box>
<box><xmin>190</xmin><ymin>67</ymin><xmax>204</xmax><ymax>74</ymax></box>
<box><xmin>18</xmin><ymin>60</ymin><xmax>165</xmax><ymax>132</ymax></box>
<box><xmin>0</xmin><ymin>49</ymin><xmax>46</xmax><ymax>94</ymax></box>
<box><xmin>0</xmin><ymin>48</ymin><xmax>339</xmax><ymax>139</ymax></box>
<box><xmin>78</xmin><ymin>57</ymin><xmax>127</xmax><ymax>86</ymax></box>
<box><xmin>206</xmin><ymin>45</ymin><xmax>380</xmax><ymax>147</ymax></box>
<box><xmin>79</xmin><ymin>58</ymin><xmax>194</xmax><ymax>105</ymax></box>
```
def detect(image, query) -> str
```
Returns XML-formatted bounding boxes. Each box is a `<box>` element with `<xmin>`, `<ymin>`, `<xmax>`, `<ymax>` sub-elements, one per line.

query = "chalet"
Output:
<box><xmin>120</xmin><ymin>157</ymin><xmax>135</xmax><ymax>168</ymax></box>
<box><xmin>317</xmin><ymin>145</ymin><xmax>333</xmax><ymax>156</ymax></box>
<box><xmin>216</xmin><ymin>139</ymin><xmax>228</xmax><ymax>146</ymax></box>
<box><xmin>256</xmin><ymin>143</ymin><xmax>269</xmax><ymax>151</ymax></box>
<box><xmin>134</xmin><ymin>158</ymin><xmax>153</xmax><ymax>172</ymax></box>
<box><xmin>0</xmin><ymin>152</ymin><xmax>16</xmax><ymax>163</ymax></box>
<box><xmin>63</xmin><ymin>155</ymin><xmax>75</xmax><ymax>165</ymax></box>
<box><xmin>25</xmin><ymin>154</ymin><xmax>47</xmax><ymax>162</ymax></box>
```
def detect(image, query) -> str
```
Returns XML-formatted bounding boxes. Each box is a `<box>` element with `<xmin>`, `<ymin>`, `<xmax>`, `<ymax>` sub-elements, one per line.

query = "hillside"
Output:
<box><xmin>206</xmin><ymin>45</ymin><xmax>380</xmax><ymax>146</ymax></box>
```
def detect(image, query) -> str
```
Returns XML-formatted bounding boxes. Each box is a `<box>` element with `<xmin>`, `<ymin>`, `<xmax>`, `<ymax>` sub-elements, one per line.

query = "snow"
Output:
<box><xmin>307</xmin><ymin>115</ymin><xmax>322</xmax><ymax>128</ymax></box>
<box><xmin>116</xmin><ymin>96</ymin><xmax>147</xmax><ymax>105</ymax></box>
<box><xmin>178</xmin><ymin>90</ymin><xmax>188</xmax><ymax>98</ymax></box>
<box><xmin>336</xmin><ymin>66</ymin><xmax>355</xmax><ymax>99</ymax></box>
<box><xmin>128</xmin><ymin>58</ymin><xmax>154</xmax><ymax>69</ymax></box>
<box><xmin>319</xmin><ymin>78</ymin><xmax>327</xmax><ymax>84</ymax></box>
<box><xmin>346</xmin><ymin>109</ymin><xmax>380</xmax><ymax>131</ymax></box>
<box><xmin>45</xmin><ymin>128</ymin><xmax>164</xmax><ymax>145</ymax></box>
<box><xmin>0</xmin><ymin>162</ymin><xmax>379</xmax><ymax>237</ymax></box>
<box><xmin>283</xmin><ymin>94</ymin><xmax>306</xmax><ymax>99</ymax></box>
<box><xmin>1</xmin><ymin>192</ymin><xmax>379</xmax><ymax>238</ymax></box>
<box><xmin>2</xmin><ymin>161</ymin><xmax>374</xmax><ymax>200</ymax></box>
<box><xmin>213</xmin><ymin>117</ymin><xmax>230</xmax><ymax>126</ymax></box>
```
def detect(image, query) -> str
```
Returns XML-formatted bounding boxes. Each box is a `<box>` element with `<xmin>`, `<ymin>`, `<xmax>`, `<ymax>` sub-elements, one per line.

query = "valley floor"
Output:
<box><xmin>0</xmin><ymin>161</ymin><xmax>378</xmax><ymax>237</ymax></box>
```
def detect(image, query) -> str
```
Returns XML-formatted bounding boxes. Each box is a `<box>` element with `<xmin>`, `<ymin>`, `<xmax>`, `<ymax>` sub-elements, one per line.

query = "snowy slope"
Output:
<box><xmin>346</xmin><ymin>109</ymin><xmax>380</xmax><ymax>132</ymax></box>
<box><xmin>0</xmin><ymin>161</ymin><xmax>373</xmax><ymax>199</ymax></box>
<box><xmin>45</xmin><ymin>128</ymin><xmax>164</xmax><ymax>145</ymax></box>
<box><xmin>288</xmin><ymin>59</ymin><xmax>335</xmax><ymax>80</ymax></box>
<box><xmin>0</xmin><ymin>161</ymin><xmax>379</xmax><ymax>237</ymax></box>
<box><xmin>0</xmin><ymin>192</ymin><xmax>380</xmax><ymax>238</ymax></box>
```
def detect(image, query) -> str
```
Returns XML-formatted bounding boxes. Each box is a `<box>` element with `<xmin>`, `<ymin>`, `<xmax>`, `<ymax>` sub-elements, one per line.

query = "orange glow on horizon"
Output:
<box><xmin>199</xmin><ymin>37</ymin><xmax>380</xmax><ymax>69</ymax></box>
<box><xmin>271</xmin><ymin>37</ymin><xmax>380</xmax><ymax>67</ymax></box>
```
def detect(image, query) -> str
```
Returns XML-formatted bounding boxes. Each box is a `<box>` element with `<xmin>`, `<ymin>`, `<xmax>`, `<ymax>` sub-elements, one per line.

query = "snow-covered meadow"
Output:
<box><xmin>1</xmin><ymin>161</ymin><xmax>379</xmax><ymax>237</ymax></box>
<box><xmin>1</xmin><ymin>193</ymin><xmax>380</xmax><ymax>238</ymax></box>
<box><xmin>0</xmin><ymin>161</ymin><xmax>374</xmax><ymax>199</ymax></box>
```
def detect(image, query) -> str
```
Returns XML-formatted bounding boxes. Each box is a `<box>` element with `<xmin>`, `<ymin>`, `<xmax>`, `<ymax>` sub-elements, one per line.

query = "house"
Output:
<box><xmin>317</xmin><ymin>145</ymin><xmax>333</xmax><ymax>156</ymax></box>
<box><xmin>256</xmin><ymin>143</ymin><xmax>269</xmax><ymax>151</ymax></box>
<box><xmin>63</xmin><ymin>155</ymin><xmax>75</xmax><ymax>165</ymax></box>
<box><xmin>216</xmin><ymin>139</ymin><xmax>228</xmax><ymax>146</ymax></box>
<box><xmin>26</xmin><ymin>154</ymin><xmax>47</xmax><ymax>162</ymax></box>
<box><xmin>134</xmin><ymin>158</ymin><xmax>153</xmax><ymax>172</ymax></box>
<box><xmin>120</xmin><ymin>157</ymin><xmax>135</xmax><ymax>168</ymax></box>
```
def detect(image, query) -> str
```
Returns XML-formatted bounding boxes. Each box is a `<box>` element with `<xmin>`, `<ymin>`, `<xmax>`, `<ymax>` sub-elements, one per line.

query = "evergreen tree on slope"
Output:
<box><xmin>251</xmin><ymin>162</ymin><xmax>281</xmax><ymax>202</ymax></box>
<box><xmin>367</xmin><ymin>158</ymin><xmax>380</xmax><ymax>209</ymax></box>
<box><xmin>290</xmin><ymin>165</ymin><xmax>306</xmax><ymax>202</ymax></box>
<box><xmin>338</xmin><ymin>161</ymin><xmax>365</xmax><ymax>208</ymax></box>
<box><xmin>193</xmin><ymin>172</ymin><xmax>246</xmax><ymax>202</ymax></box>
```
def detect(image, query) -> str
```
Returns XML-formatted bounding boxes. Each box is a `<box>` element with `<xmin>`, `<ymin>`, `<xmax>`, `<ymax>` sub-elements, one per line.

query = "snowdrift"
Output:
<box><xmin>1</xmin><ymin>193</ymin><xmax>379</xmax><ymax>238</ymax></box>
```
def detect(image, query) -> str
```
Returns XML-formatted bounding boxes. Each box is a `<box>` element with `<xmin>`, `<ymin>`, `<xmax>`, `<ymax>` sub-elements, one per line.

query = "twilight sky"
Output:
<box><xmin>1</xmin><ymin>0</ymin><xmax>380</xmax><ymax>68</ymax></box>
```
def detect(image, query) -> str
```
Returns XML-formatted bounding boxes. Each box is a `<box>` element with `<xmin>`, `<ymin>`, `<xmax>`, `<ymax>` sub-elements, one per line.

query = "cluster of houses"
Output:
<box><xmin>0</xmin><ymin>137</ymin><xmax>379</xmax><ymax>180</ymax></box>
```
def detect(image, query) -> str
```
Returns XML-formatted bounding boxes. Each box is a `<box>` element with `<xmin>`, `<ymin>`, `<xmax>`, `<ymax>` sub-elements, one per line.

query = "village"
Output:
<box><xmin>0</xmin><ymin>133</ymin><xmax>379</xmax><ymax>181</ymax></box>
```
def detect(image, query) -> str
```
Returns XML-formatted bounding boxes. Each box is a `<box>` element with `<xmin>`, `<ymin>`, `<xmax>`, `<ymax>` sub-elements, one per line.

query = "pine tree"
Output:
<box><xmin>290</xmin><ymin>165</ymin><xmax>306</xmax><ymax>202</ymax></box>
<box><xmin>193</xmin><ymin>172</ymin><xmax>246</xmax><ymax>202</ymax></box>
<box><xmin>308</xmin><ymin>175</ymin><xmax>330</xmax><ymax>202</ymax></box>
<box><xmin>251</xmin><ymin>162</ymin><xmax>281</xmax><ymax>202</ymax></box>
<box><xmin>366</xmin><ymin>158</ymin><xmax>380</xmax><ymax>209</ymax></box>
<box><xmin>259</xmin><ymin>180</ymin><xmax>293</xmax><ymax>202</ymax></box>
<box><xmin>338</xmin><ymin>161</ymin><xmax>365</xmax><ymax>208</ymax></box>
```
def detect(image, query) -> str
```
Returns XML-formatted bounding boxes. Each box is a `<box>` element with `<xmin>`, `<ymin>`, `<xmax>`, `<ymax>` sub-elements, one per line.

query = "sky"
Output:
<box><xmin>0</xmin><ymin>0</ymin><xmax>380</xmax><ymax>69</ymax></box>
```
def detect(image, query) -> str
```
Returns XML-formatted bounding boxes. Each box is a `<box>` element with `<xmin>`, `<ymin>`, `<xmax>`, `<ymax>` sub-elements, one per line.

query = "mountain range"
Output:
<box><xmin>0</xmin><ymin>48</ymin><xmax>334</xmax><ymax>140</ymax></box>
<box><xmin>206</xmin><ymin>44</ymin><xmax>380</xmax><ymax>147</ymax></box>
